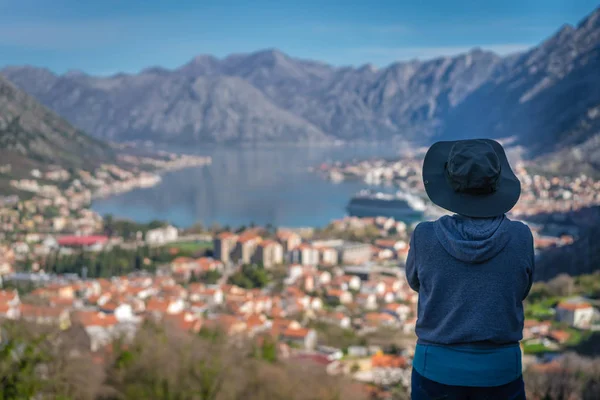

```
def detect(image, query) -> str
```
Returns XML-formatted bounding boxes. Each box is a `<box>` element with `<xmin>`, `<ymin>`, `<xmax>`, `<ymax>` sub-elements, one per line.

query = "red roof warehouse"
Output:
<box><xmin>57</xmin><ymin>235</ymin><xmax>109</xmax><ymax>247</ymax></box>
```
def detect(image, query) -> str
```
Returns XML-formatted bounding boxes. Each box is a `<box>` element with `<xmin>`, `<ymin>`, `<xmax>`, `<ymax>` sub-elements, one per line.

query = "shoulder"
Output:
<box><xmin>505</xmin><ymin>218</ymin><xmax>534</xmax><ymax>249</ymax></box>
<box><xmin>505</xmin><ymin>218</ymin><xmax>533</xmax><ymax>239</ymax></box>
<box><xmin>409</xmin><ymin>221</ymin><xmax>436</xmax><ymax>250</ymax></box>
<box><xmin>413</xmin><ymin>220</ymin><xmax>435</xmax><ymax>237</ymax></box>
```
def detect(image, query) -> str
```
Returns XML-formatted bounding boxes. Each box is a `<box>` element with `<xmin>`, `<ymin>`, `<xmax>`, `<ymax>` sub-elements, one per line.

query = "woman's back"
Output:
<box><xmin>406</xmin><ymin>214</ymin><xmax>534</xmax><ymax>345</ymax></box>
<box><xmin>409</xmin><ymin>138</ymin><xmax>530</xmax><ymax>398</ymax></box>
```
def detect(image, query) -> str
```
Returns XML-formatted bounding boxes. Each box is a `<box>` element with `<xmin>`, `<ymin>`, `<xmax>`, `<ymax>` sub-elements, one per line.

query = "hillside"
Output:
<box><xmin>0</xmin><ymin>74</ymin><xmax>114</xmax><ymax>177</ymax></box>
<box><xmin>443</xmin><ymin>8</ymin><xmax>600</xmax><ymax>157</ymax></box>
<box><xmin>2</xmin><ymin>7</ymin><xmax>599</xmax><ymax>156</ymax></box>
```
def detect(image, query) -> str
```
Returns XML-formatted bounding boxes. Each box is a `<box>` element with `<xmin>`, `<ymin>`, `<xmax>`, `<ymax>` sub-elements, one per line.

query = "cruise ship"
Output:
<box><xmin>346</xmin><ymin>190</ymin><xmax>426</xmax><ymax>220</ymax></box>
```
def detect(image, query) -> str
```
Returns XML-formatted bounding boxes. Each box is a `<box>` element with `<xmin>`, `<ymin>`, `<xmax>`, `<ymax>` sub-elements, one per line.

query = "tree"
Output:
<box><xmin>0</xmin><ymin>331</ymin><xmax>48</xmax><ymax>399</ymax></box>
<box><xmin>527</xmin><ymin>283</ymin><xmax>553</xmax><ymax>304</ymax></box>
<box><xmin>253</xmin><ymin>336</ymin><xmax>277</xmax><ymax>363</ymax></box>
<box><xmin>228</xmin><ymin>264</ymin><xmax>271</xmax><ymax>289</ymax></box>
<box><xmin>185</xmin><ymin>222</ymin><xmax>205</xmax><ymax>234</ymax></box>
<box><xmin>104</xmin><ymin>214</ymin><xmax>114</xmax><ymax>237</ymax></box>
<box><xmin>547</xmin><ymin>274</ymin><xmax>575</xmax><ymax>297</ymax></box>
<box><xmin>202</xmin><ymin>270</ymin><xmax>222</xmax><ymax>285</ymax></box>
<box><xmin>0</xmin><ymin>322</ymin><xmax>102</xmax><ymax>400</ymax></box>
<box><xmin>0</xmin><ymin>321</ymin><xmax>371</xmax><ymax>400</ymax></box>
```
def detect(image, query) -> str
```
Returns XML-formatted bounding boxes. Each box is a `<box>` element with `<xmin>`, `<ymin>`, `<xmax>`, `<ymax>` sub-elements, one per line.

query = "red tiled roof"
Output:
<box><xmin>269</xmin><ymin>307</ymin><xmax>286</xmax><ymax>318</ymax></box>
<box><xmin>100</xmin><ymin>301</ymin><xmax>119</xmax><ymax>312</ymax></box>
<box><xmin>365</xmin><ymin>312</ymin><xmax>395</xmax><ymax>322</ymax></box>
<box><xmin>188</xmin><ymin>283</ymin><xmax>205</xmax><ymax>292</ymax></box>
<box><xmin>57</xmin><ymin>235</ymin><xmax>108</xmax><ymax>246</ymax></box>
<box><xmin>371</xmin><ymin>353</ymin><xmax>407</xmax><ymax>368</ymax></box>
<box><xmin>549</xmin><ymin>330</ymin><xmax>571</xmax><ymax>343</ymax></box>
<box><xmin>237</xmin><ymin>230</ymin><xmax>261</xmax><ymax>243</ymax></box>
<box><xmin>276</xmin><ymin>230</ymin><xmax>298</xmax><ymax>240</ymax></box>
<box><xmin>164</xmin><ymin>313</ymin><xmax>202</xmax><ymax>333</ymax></box>
<box><xmin>74</xmin><ymin>311</ymin><xmax>118</xmax><ymax>328</ymax></box>
<box><xmin>172</xmin><ymin>257</ymin><xmax>195</xmax><ymax>264</ymax></box>
<box><xmin>20</xmin><ymin>303</ymin><xmax>66</xmax><ymax>319</ymax></box>
<box><xmin>282</xmin><ymin>327</ymin><xmax>310</xmax><ymax>339</ymax></box>
<box><xmin>48</xmin><ymin>296</ymin><xmax>76</xmax><ymax>307</ymax></box>
<box><xmin>145</xmin><ymin>298</ymin><xmax>170</xmax><ymax>313</ymax></box>
<box><xmin>0</xmin><ymin>289</ymin><xmax>18</xmax><ymax>303</ymax></box>
<box><xmin>286</xmin><ymin>286</ymin><xmax>305</xmax><ymax>297</ymax></box>
<box><xmin>245</xmin><ymin>313</ymin><xmax>267</xmax><ymax>329</ymax></box>
<box><xmin>557</xmin><ymin>302</ymin><xmax>593</xmax><ymax>311</ymax></box>
<box><xmin>524</xmin><ymin>319</ymin><xmax>546</xmax><ymax>328</ymax></box>
<box><xmin>123</xmin><ymin>286</ymin><xmax>145</xmax><ymax>296</ymax></box>
<box><xmin>374</xmin><ymin>239</ymin><xmax>399</xmax><ymax>248</ymax></box>
<box><xmin>96</xmin><ymin>279</ymin><xmax>112</xmax><ymax>289</ymax></box>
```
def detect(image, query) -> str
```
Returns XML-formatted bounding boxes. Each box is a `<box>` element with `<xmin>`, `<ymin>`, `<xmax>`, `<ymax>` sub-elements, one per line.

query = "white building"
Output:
<box><xmin>145</xmin><ymin>225</ymin><xmax>179</xmax><ymax>245</ymax></box>
<box><xmin>114</xmin><ymin>304</ymin><xmax>136</xmax><ymax>322</ymax></box>
<box><xmin>556</xmin><ymin>299</ymin><xmax>595</xmax><ymax>329</ymax></box>
<box><xmin>289</xmin><ymin>245</ymin><xmax>320</xmax><ymax>266</ymax></box>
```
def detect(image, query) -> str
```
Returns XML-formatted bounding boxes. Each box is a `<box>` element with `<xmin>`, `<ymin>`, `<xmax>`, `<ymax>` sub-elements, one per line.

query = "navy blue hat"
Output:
<box><xmin>422</xmin><ymin>139</ymin><xmax>521</xmax><ymax>217</ymax></box>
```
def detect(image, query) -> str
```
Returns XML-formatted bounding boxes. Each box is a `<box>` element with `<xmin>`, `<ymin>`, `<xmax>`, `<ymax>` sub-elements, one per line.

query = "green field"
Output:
<box><xmin>522</xmin><ymin>343</ymin><xmax>554</xmax><ymax>355</ymax></box>
<box><xmin>168</xmin><ymin>241</ymin><xmax>213</xmax><ymax>254</ymax></box>
<box><xmin>565</xmin><ymin>328</ymin><xmax>593</xmax><ymax>347</ymax></box>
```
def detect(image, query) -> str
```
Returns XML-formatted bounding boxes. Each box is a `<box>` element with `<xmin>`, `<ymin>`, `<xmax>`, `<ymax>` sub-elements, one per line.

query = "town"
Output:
<box><xmin>2</xmin><ymin>154</ymin><xmax>600</xmax><ymax>397</ymax></box>
<box><xmin>316</xmin><ymin>156</ymin><xmax>600</xmax><ymax>218</ymax></box>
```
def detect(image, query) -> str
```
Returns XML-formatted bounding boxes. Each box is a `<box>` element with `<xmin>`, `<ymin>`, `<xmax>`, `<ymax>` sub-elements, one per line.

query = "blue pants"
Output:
<box><xmin>411</xmin><ymin>369</ymin><xmax>526</xmax><ymax>400</ymax></box>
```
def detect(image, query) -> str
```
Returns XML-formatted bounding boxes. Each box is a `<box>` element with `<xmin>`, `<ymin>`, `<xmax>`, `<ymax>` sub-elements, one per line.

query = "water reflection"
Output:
<box><xmin>92</xmin><ymin>145</ymin><xmax>401</xmax><ymax>228</ymax></box>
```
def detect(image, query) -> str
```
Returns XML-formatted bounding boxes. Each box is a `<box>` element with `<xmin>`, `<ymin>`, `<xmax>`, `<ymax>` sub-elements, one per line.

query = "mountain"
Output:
<box><xmin>2</xmin><ymin>7</ymin><xmax>599</xmax><ymax>153</ymax></box>
<box><xmin>2</xmin><ymin>60</ymin><xmax>329</xmax><ymax>144</ymax></box>
<box><xmin>533</xmin><ymin>120</ymin><xmax>600</xmax><ymax>178</ymax></box>
<box><xmin>0</xmin><ymin>74</ymin><xmax>114</xmax><ymax>177</ymax></box>
<box><xmin>1</xmin><ymin>48</ymin><xmax>502</xmax><ymax>144</ymax></box>
<box><xmin>443</xmin><ymin>9</ymin><xmax>600</xmax><ymax>156</ymax></box>
<box><xmin>533</xmin><ymin>206</ymin><xmax>600</xmax><ymax>281</ymax></box>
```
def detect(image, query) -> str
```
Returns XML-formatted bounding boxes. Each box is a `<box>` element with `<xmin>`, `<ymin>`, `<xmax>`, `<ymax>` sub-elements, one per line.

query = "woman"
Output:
<box><xmin>406</xmin><ymin>139</ymin><xmax>534</xmax><ymax>400</ymax></box>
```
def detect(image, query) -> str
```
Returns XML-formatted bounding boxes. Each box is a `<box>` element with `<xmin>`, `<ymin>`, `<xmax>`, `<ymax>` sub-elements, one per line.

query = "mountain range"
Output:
<box><xmin>1</xmin><ymin>7</ymin><xmax>599</xmax><ymax>158</ymax></box>
<box><xmin>0</xmin><ymin>75</ymin><xmax>114</xmax><ymax>179</ymax></box>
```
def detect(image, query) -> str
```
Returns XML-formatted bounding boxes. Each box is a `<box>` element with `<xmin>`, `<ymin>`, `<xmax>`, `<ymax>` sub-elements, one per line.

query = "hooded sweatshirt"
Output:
<box><xmin>406</xmin><ymin>214</ymin><xmax>534</xmax><ymax>386</ymax></box>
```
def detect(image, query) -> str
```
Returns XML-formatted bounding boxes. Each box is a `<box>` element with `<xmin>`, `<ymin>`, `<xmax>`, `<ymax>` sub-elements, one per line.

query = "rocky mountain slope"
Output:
<box><xmin>443</xmin><ymin>9</ymin><xmax>600</xmax><ymax>156</ymax></box>
<box><xmin>2</xmin><ymin>7</ymin><xmax>599</xmax><ymax>154</ymax></box>
<box><xmin>0</xmin><ymin>74</ymin><xmax>114</xmax><ymax>174</ymax></box>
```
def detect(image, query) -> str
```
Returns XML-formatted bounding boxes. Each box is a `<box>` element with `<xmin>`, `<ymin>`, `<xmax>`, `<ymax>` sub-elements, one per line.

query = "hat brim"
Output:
<box><xmin>422</xmin><ymin>139</ymin><xmax>521</xmax><ymax>218</ymax></box>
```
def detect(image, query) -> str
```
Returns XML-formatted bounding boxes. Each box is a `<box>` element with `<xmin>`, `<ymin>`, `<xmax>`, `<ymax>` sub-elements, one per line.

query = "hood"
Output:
<box><xmin>433</xmin><ymin>214</ymin><xmax>511</xmax><ymax>263</ymax></box>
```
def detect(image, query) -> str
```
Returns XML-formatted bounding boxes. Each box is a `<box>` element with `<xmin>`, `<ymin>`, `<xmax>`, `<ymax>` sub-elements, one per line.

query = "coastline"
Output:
<box><xmin>91</xmin><ymin>154</ymin><xmax>212</xmax><ymax>200</ymax></box>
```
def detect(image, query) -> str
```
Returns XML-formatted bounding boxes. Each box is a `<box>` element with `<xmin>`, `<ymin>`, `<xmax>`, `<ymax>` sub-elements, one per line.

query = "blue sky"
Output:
<box><xmin>0</xmin><ymin>0</ymin><xmax>597</xmax><ymax>75</ymax></box>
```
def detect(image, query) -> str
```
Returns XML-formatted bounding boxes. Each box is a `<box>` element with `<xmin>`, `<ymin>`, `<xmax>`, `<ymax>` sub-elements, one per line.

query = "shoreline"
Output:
<box><xmin>91</xmin><ymin>154</ymin><xmax>212</xmax><ymax>200</ymax></box>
